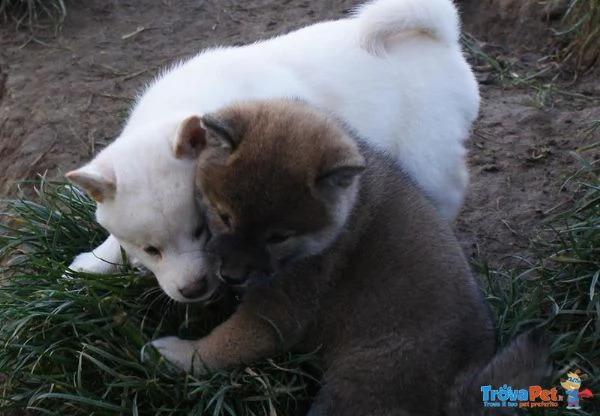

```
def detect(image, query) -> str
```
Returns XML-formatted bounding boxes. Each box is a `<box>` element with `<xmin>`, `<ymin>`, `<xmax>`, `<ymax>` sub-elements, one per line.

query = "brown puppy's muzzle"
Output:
<box><xmin>208</xmin><ymin>235</ymin><xmax>273</xmax><ymax>289</ymax></box>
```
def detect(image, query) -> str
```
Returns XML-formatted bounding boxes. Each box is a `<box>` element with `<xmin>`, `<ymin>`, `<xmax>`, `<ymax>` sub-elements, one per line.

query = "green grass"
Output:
<box><xmin>0</xmin><ymin>181</ymin><xmax>318</xmax><ymax>415</ymax></box>
<box><xmin>1</xmin><ymin>159</ymin><xmax>599</xmax><ymax>414</ymax></box>
<box><xmin>0</xmin><ymin>0</ymin><xmax>67</xmax><ymax>26</ymax></box>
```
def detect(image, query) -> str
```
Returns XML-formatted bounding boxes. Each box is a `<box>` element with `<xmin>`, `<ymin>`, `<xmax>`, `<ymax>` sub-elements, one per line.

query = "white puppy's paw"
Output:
<box><xmin>151</xmin><ymin>336</ymin><xmax>206</xmax><ymax>374</ymax></box>
<box><xmin>67</xmin><ymin>251</ymin><xmax>117</xmax><ymax>275</ymax></box>
<box><xmin>64</xmin><ymin>235</ymin><xmax>124</xmax><ymax>277</ymax></box>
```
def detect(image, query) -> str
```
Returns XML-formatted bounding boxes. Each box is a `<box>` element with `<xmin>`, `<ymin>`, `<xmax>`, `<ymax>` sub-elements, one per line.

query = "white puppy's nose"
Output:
<box><xmin>178</xmin><ymin>276</ymin><xmax>208</xmax><ymax>300</ymax></box>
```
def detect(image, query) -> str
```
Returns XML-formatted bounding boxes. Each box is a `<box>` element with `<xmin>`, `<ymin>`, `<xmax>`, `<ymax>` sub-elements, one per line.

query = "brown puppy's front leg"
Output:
<box><xmin>152</xmin><ymin>307</ymin><xmax>281</xmax><ymax>374</ymax></box>
<box><xmin>152</xmin><ymin>278</ymin><xmax>316</xmax><ymax>374</ymax></box>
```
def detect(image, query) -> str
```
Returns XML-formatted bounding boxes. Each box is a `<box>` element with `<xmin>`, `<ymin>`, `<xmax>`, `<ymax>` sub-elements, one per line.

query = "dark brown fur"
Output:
<box><xmin>186</xmin><ymin>99</ymin><xmax>547</xmax><ymax>415</ymax></box>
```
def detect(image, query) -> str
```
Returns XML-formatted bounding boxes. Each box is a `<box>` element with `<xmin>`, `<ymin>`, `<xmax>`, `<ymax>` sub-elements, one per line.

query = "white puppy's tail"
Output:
<box><xmin>355</xmin><ymin>0</ymin><xmax>460</xmax><ymax>56</ymax></box>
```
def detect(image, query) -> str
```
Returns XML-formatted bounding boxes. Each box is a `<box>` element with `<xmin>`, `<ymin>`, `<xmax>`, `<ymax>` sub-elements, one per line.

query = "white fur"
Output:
<box><xmin>149</xmin><ymin>336</ymin><xmax>205</xmax><ymax>374</ymax></box>
<box><xmin>68</xmin><ymin>234</ymin><xmax>123</xmax><ymax>274</ymax></box>
<box><xmin>67</xmin><ymin>0</ymin><xmax>479</xmax><ymax>304</ymax></box>
<box><xmin>356</xmin><ymin>0</ymin><xmax>460</xmax><ymax>55</ymax></box>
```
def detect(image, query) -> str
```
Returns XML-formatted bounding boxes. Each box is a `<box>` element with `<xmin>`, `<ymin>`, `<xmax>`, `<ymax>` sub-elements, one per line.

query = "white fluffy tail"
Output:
<box><xmin>355</xmin><ymin>0</ymin><xmax>460</xmax><ymax>56</ymax></box>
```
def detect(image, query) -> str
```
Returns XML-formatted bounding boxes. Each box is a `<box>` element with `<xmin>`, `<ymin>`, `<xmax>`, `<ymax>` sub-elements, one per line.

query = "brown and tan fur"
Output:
<box><xmin>158</xmin><ymin>99</ymin><xmax>548</xmax><ymax>415</ymax></box>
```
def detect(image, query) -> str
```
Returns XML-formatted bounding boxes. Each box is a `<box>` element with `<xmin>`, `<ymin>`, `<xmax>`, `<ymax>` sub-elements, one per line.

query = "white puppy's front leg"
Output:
<box><xmin>67</xmin><ymin>234</ymin><xmax>126</xmax><ymax>274</ymax></box>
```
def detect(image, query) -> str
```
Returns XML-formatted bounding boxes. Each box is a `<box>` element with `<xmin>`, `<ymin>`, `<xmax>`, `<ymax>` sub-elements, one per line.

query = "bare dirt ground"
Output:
<box><xmin>0</xmin><ymin>0</ymin><xmax>599</xmax><ymax>267</ymax></box>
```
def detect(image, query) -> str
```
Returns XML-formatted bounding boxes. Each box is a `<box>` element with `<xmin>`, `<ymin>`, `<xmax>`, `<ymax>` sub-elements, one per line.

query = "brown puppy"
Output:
<box><xmin>153</xmin><ymin>99</ymin><xmax>548</xmax><ymax>415</ymax></box>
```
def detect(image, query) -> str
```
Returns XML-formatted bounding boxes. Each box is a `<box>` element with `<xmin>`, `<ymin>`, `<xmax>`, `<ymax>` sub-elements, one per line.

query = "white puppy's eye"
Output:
<box><xmin>144</xmin><ymin>246</ymin><xmax>161</xmax><ymax>257</ymax></box>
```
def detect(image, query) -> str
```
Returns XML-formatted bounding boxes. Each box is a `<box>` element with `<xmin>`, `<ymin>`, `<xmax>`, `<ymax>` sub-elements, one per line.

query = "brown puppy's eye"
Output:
<box><xmin>193</xmin><ymin>225</ymin><xmax>205</xmax><ymax>239</ymax></box>
<box><xmin>219</xmin><ymin>213</ymin><xmax>232</xmax><ymax>229</ymax></box>
<box><xmin>266</xmin><ymin>232</ymin><xmax>293</xmax><ymax>245</ymax></box>
<box><xmin>144</xmin><ymin>246</ymin><xmax>161</xmax><ymax>257</ymax></box>
<box><xmin>194</xmin><ymin>223</ymin><xmax>212</xmax><ymax>242</ymax></box>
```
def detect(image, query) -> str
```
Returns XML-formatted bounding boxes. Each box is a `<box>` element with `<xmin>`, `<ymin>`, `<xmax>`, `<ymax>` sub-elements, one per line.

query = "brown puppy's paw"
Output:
<box><xmin>151</xmin><ymin>336</ymin><xmax>209</xmax><ymax>375</ymax></box>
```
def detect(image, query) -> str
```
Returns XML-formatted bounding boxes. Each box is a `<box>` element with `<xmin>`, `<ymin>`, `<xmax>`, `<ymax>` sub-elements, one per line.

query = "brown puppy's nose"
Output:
<box><xmin>178</xmin><ymin>277</ymin><xmax>207</xmax><ymax>299</ymax></box>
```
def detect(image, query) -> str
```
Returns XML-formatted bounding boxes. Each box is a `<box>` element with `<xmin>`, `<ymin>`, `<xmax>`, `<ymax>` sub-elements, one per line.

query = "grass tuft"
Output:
<box><xmin>554</xmin><ymin>0</ymin><xmax>600</xmax><ymax>73</ymax></box>
<box><xmin>460</xmin><ymin>33</ymin><xmax>600</xmax><ymax>109</ymax></box>
<box><xmin>0</xmin><ymin>0</ymin><xmax>67</xmax><ymax>26</ymax></box>
<box><xmin>479</xmin><ymin>150</ymin><xmax>600</xmax><ymax>414</ymax></box>
<box><xmin>0</xmin><ymin>180</ymin><xmax>318</xmax><ymax>415</ymax></box>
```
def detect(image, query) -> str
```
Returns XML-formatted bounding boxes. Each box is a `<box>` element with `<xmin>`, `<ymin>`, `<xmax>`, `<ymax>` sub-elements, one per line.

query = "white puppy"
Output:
<box><xmin>66</xmin><ymin>0</ymin><xmax>479</xmax><ymax>303</ymax></box>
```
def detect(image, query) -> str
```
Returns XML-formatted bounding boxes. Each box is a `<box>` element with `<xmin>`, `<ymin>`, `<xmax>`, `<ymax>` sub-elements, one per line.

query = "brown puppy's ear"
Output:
<box><xmin>314</xmin><ymin>156</ymin><xmax>365</xmax><ymax>202</ymax></box>
<box><xmin>66</xmin><ymin>163</ymin><xmax>116</xmax><ymax>203</ymax></box>
<box><xmin>173</xmin><ymin>115</ymin><xmax>206</xmax><ymax>159</ymax></box>
<box><xmin>317</xmin><ymin>165</ymin><xmax>365</xmax><ymax>189</ymax></box>
<box><xmin>200</xmin><ymin>114</ymin><xmax>237</xmax><ymax>151</ymax></box>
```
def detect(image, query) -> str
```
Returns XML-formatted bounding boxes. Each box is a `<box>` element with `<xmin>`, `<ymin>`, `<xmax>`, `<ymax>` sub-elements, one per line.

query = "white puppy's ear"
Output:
<box><xmin>66</xmin><ymin>164</ymin><xmax>116</xmax><ymax>203</ymax></box>
<box><xmin>173</xmin><ymin>115</ymin><xmax>207</xmax><ymax>159</ymax></box>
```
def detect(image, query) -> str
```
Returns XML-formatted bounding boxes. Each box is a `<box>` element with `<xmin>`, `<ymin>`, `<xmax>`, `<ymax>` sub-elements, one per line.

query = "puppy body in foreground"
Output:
<box><xmin>65</xmin><ymin>0</ymin><xmax>478</xmax><ymax>303</ymax></box>
<box><xmin>152</xmin><ymin>100</ymin><xmax>547</xmax><ymax>415</ymax></box>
